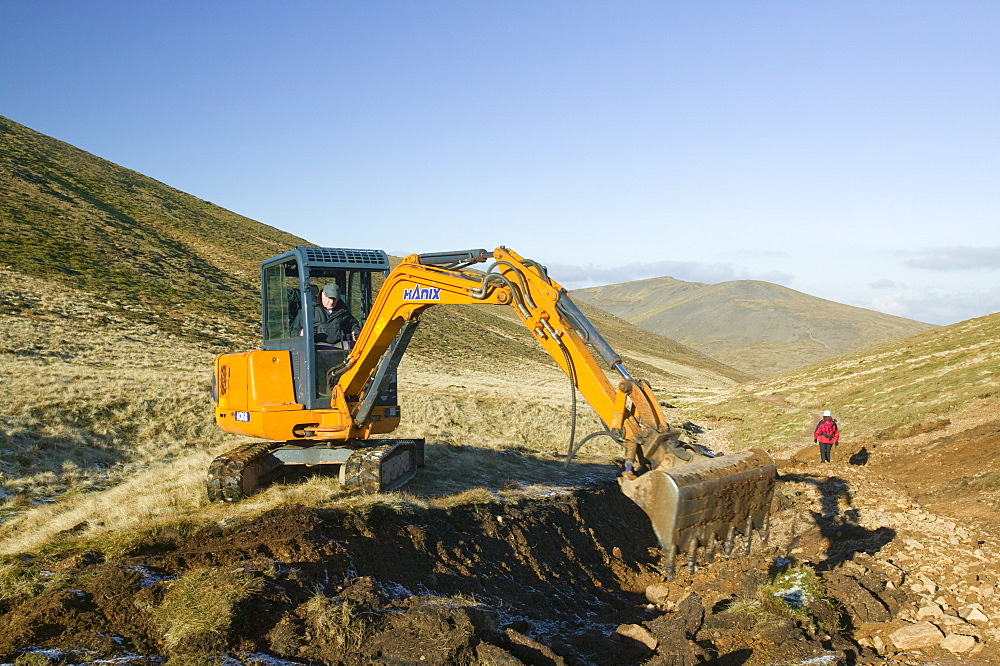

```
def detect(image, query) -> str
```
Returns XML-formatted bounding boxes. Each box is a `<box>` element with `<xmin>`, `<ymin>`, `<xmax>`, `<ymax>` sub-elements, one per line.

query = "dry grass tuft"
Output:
<box><xmin>12</xmin><ymin>654</ymin><xmax>52</xmax><ymax>666</ymax></box>
<box><xmin>0</xmin><ymin>559</ymin><xmax>44</xmax><ymax>607</ymax></box>
<box><xmin>301</xmin><ymin>591</ymin><xmax>375</xmax><ymax>654</ymax></box>
<box><xmin>151</xmin><ymin>567</ymin><xmax>264</xmax><ymax>651</ymax></box>
<box><xmin>723</xmin><ymin>562</ymin><xmax>833</xmax><ymax>633</ymax></box>
<box><xmin>0</xmin><ymin>451</ymin><xmax>214</xmax><ymax>556</ymax></box>
<box><xmin>430</xmin><ymin>487</ymin><xmax>498</xmax><ymax>509</ymax></box>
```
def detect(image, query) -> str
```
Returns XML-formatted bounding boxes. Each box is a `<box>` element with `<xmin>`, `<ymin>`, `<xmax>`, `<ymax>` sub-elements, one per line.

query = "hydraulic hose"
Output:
<box><xmin>470</xmin><ymin>272</ymin><xmax>531</xmax><ymax>318</ymax></box>
<box><xmin>521</xmin><ymin>258</ymin><xmax>549</xmax><ymax>281</ymax></box>
<box><xmin>554</xmin><ymin>330</ymin><xmax>623</xmax><ymax>467</ymax></box>
<box><xmin>484</xmin><ymin>261</ymin><xmax>537</xmax><ymax>310</ymax></box>
<box><xmin>555</xmin><ymin>336</ymin><xmax>578</xmax><ymax>466</ymax></box>
<box><xmin>565</xmin><ymin>428</ymin><xmax>622</xmax><ymax>468</ymax></box>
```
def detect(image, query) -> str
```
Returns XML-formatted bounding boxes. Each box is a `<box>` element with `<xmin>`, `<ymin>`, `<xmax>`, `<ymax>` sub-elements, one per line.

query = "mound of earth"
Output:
<box><xmin>0</xmin><ymin>469</ymin><xmax>965</xmax><ymax>666</ymax></box>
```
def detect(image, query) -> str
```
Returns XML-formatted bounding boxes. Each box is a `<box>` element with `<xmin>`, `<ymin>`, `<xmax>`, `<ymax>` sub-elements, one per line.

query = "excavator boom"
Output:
<box><xmin>211</xmin><ymin>246</ymin><xmax>777</xmax><ymax>570</ymax></box>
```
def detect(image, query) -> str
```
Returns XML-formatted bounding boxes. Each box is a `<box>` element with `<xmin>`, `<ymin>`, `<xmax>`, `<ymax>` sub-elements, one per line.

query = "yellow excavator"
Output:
<box><xmin>210</xmin><ymin>246</ymin><xmax>776</xmax><ymax>573</ymax></box>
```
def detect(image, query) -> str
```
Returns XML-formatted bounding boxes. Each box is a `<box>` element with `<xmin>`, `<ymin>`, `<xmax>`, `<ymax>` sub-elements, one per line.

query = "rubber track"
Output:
<box><xmin>206</xmin><ymin>440</ymin><xmax>417</xmax><ymax>502</ymax></box>
<box><xmin>206</xmin><ymin>440</ymin><xmax>283</xmax><ymax>503</ymax></box>
<box><xmin>343</xmin><ymin>442</ymin><xmax>397</xmax><ymax>494</ymax></box>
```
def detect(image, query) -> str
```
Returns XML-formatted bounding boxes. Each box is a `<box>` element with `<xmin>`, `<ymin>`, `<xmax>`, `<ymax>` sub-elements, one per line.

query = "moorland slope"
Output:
<box><xmin>0</xmin><ymin>115</ymin><xmax>306</xmax><ymax>333</ymax></box>
<box><xmin>0</xmin><ymin>115</ymin><xmax>742</xmax><ymax>384</ymax></box>
<box><xmin>688</xmin><ymin>309</ymin><xmax>1000</xmax><ymax>452</ymax></box>
<box><xmin>573</xmin><ymin>276</ymin><xmax>936</xmax><ymax>377</ymax></box>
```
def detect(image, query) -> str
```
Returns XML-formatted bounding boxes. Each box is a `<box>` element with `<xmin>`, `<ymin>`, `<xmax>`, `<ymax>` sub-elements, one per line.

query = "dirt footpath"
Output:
<box><xmin>773</xmin><ymin>411</ymin><xmax>1000</xmax><ymax>664</ymax></box>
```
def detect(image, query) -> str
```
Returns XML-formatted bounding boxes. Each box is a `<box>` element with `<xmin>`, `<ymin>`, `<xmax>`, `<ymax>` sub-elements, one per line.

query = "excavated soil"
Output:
<box><xmin>3</xmin><ymin>415</ymin><xmax>1000</xmax><ymax>664</ymax></box>
<box><xmin>0</xmin><ymin>484</ymin><xmax>935</xmax><ymax>665</ymax></box>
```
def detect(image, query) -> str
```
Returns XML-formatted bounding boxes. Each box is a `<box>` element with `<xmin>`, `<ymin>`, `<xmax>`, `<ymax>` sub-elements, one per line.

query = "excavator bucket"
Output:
<box><xmin>619</xmin><ymin>449</ymin><xmax>777</xmax><ymax>577</ymax></box>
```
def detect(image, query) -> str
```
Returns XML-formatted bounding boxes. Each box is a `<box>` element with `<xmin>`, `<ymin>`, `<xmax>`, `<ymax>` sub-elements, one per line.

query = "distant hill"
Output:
<box><xmin>573</xmin><ymin>276</ymin><xmax>936</xmax><ymax>377</ymax></box>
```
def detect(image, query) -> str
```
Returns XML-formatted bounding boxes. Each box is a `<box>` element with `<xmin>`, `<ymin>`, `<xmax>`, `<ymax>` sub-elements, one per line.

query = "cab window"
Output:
<box><xmin>263</xmin><ymin>260</ymin><xmax>300</xmax><ymax>341</ymax></box>
<box><xmin>305</xmin><ymin>269</ymin><xmax>373</xmax><ymax>329</ymax></box>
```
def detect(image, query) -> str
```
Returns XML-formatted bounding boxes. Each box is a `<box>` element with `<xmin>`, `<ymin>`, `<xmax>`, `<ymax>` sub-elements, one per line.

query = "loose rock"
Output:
<box><xmin>889</xmin><ymin>621</ymin><xmax>945</xmax><ymax>650</ymax></box>
<box><xmin>916</xmin><ymin>604</ymin><xmax>943</xmax><ymax>619</ymax></box>
<box><xmin>616</xmin><ymin>623</ymin><xmax>658</xmax><ymax>650</ymax></box>
<box><xmin>940</xmin><ymin>633</ymin><xmax>977</xmax><ymax>653</ymax></box>
<box><xmin>645</xmin><ymin>582</ymin><xmax>672</xmax><ymax>606</ymax></box>
<box><xmin>965</xmin><ymin>608</ymin><xmax>990</xmax><ymax>624</ymax></box>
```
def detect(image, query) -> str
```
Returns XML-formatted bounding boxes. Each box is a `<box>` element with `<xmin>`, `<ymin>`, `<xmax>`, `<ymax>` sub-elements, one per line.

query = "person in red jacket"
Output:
<box><xmin>814</xmin><ymin>410</ymin><xmax>840</xmax><ymax>463</ymax></box>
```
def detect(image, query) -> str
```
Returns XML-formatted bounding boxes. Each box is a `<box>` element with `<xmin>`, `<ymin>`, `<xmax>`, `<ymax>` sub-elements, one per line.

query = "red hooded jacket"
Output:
<box><xmin>814</xmin><ymin>417</ymin><xmax>840</xmax><ymax>444</ymax></box>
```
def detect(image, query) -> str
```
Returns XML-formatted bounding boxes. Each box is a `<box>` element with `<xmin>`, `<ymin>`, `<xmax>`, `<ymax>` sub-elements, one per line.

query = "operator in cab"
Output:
<box><xmin>293</xmin><ymin>283</ymin><xmax>361</xmax><ymax>348</ymax></box>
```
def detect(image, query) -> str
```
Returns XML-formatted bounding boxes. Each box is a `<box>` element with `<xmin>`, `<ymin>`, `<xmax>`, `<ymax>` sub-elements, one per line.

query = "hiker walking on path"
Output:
<box><xmin>814</xmin><ymin>410</ymin><xmax>840</xmax><ymax>463</ymax></box>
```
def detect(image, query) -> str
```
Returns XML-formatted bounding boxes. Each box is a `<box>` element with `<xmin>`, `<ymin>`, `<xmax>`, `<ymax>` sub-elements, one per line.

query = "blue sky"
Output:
<box><xmin>4</xmin><ymin>1</ymin><xmax>999</xmax><ymax>325</ymax></box>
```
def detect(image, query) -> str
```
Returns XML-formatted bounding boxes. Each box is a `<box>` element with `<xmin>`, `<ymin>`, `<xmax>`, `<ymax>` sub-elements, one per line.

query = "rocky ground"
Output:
<box><xmin>1</xmin><ymin>404</ymin><xmax>999</xmax><ymax>665</ymax></box>
<box><xmin>770</xmin><ymin>400</ymin><xmax>1000</xmax><ymax>664</ymax></box>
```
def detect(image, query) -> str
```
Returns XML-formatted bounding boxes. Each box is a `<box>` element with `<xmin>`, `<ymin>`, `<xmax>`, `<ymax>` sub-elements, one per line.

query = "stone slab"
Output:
<box><xmin>889</xmin><ymin>622</ymin><xmax>945</xmax><ymax>650</ymax></box>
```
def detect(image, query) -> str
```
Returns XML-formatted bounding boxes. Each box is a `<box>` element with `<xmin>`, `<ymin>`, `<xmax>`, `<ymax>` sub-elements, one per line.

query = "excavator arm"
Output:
<box><xmin>332</xmin><ymin>247</ymin><xmax>776</xmax><ymax>572</ymax></box>
<box><xmin>336</xmin><ymin>247</ymin><xmax>664</xmax><ymax>456</ymax></box>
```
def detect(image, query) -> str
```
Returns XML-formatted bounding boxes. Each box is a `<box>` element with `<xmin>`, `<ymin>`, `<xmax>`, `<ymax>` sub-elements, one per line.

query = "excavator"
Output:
<box><xmin>210</xmin><ymin>246</ymin><xmax>776</xmax><ymax>573</ymax></box>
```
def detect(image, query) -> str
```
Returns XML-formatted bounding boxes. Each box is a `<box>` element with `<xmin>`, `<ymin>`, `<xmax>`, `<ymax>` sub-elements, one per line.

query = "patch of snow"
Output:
<box><xmin>380</xmin><ymin>581</ymin><xmax>414</xmax><ymax>599</ymax></box>
<box><xmin>125</xmin><ymin>565</ymin><xmax>175</xmax><ymax>588</ymax></box>
<box><xmin>96</xmin><ymin>633</ymin><xmax>128</xmax><ymax>647</ymax></box>
<box><xmin>217</xmin><ymin>653</ymin><xmax>306</xmax><ymax>666</ymax></box>
<box><xmin>794</xmin><ymin>656</ymin><xmax>840</xmax><ymax>665</ymax></box>
<box><xmin>777</xmin><ymin>587</ymin><xmax>810</xmax><ymax>607</ymax></box>
<box><xmin>23</xmin><ymin>649</ymin><xmax>66</xmax><ymax>659</ymax></box>
<box><xmin>769</xmin><ymin>565</ymin><xmax>817</xmax><ymax>607</ymax></box>
<box><xmin>90</xmin><ymin>656</ymin><xmax>165</xmax><ymax>665</ymax></box>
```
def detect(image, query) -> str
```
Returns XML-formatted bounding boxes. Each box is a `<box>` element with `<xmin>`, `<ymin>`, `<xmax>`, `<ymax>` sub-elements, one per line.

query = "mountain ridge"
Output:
<box><xmin>573</xmin><ymin>275</ymin><xmax>936</xmax><ymax>377</ymax></box>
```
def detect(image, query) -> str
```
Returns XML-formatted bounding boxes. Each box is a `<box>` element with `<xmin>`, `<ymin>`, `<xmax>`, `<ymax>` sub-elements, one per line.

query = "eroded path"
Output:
<box><xmin>770</xmin><ymin>410</ymin><xmax>1000</xmax><ymax>664</ymax></box>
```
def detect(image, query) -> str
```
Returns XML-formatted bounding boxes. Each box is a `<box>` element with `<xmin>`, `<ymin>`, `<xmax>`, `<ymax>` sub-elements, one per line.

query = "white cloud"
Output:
<box><xmin>869</xmin><ymin>279</ymin><xmax>897</xmax><ymax>289</ymax></box>
<box><xmin>904</xmin><ymin>247</ymin><xmax>1000</xmax><ymax>271</ymax></box>
<box><xmin>869</xmin><ymin>287</ymin><xmax>1000</xmax><ymax>325</ymax></box>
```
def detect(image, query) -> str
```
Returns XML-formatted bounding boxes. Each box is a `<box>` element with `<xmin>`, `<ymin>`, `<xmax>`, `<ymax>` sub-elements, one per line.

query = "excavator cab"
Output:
<box><xmin>260</xmin><ymin>247</ymin><xmax>391</xmax><ymax>410</ymax></box>
<box><xmin>209</xmin><ymin>247</ymin><xmax>423</xmax><ymax>503</ymax></box>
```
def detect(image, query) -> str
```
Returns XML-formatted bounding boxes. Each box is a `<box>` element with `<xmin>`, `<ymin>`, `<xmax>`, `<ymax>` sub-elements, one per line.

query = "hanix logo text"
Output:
<box><xmin>403</xmin><ymin>284</ymin><xmax>442</xmax><ymax>300</ymax></box>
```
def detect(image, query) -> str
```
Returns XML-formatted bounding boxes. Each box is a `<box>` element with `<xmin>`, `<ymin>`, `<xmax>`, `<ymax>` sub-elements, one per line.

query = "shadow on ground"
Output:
<box><xmin>270</xmin><ymin>440</ymin><xmax>621</xmax><ymax>501</ymax></box>
<box><xmin>779</xmin><ymin>472</ymin><xmax>896</xmax><ymax>570</ymax></box>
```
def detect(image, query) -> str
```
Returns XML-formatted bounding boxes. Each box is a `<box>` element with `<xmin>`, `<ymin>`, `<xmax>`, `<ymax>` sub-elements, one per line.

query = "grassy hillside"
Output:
<box><xmin>409</xmin><ymin>300</ymin><xmax>750</xmax><ymax>386</ymax></box>
<box><xmin>574</xmin><ymin>276</ymin><xmax>936</xmax><ymax>377</ymax></box>
<box><xmin>0</xmin><ymin>114</ymin><xmax>739</xmax><ymax>383</ymax></box>
<box><xmin>683</xmin><ymin>311</ymin><xmax>1000</xmax><ymax>453</ymax></box>
<box><xmin>0</xmin><ymin>115</ymin><xmax>307</xmax><ymax>333</ymax></box>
